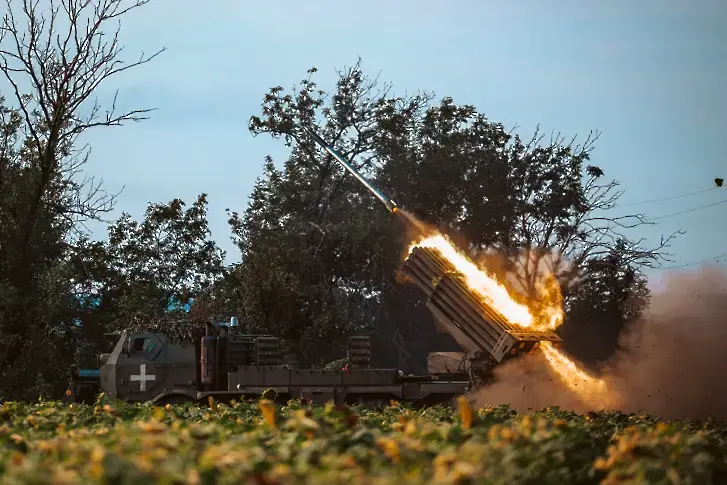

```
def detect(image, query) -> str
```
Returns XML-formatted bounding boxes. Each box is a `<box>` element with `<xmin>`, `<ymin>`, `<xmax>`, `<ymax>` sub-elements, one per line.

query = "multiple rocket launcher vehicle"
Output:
<box><xmin>63</xmin><ymin>128</ymin><xmax>563</xmax><ymax>407</ymax></box>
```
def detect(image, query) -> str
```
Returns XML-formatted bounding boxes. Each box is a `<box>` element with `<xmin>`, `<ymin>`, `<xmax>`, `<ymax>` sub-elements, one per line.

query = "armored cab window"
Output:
<box><xmin>129</xmin><ymin>335</ymin><xmax>163</xmax><ymax>361</ymax></box>
<box><xmin>132</xmin><ymin>337</ymin><xmax>158</xmax><ymax>353</ymax></box>
<box><xmin>143</xmin><ymin>339</ymin><xmax>157</xmax><ymax>353</ymax></box>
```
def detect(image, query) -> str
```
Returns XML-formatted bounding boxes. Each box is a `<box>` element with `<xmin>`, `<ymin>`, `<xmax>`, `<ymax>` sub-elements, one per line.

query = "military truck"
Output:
<box><xmin>64</xmin><ymin>243</ymin><xmax>566</xmax><ymax>408</ymax></box>
<box><xmin>63</xmin><ymin>317</ymin><xmax>470</xmax><ymax>407</ymax></box>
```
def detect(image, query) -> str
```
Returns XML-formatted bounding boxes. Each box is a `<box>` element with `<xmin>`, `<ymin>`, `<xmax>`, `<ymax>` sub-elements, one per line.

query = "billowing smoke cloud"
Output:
<box><xmin>474</xmin><ymin>265</ymin><xmax>727</xmax><ymax>422</ymax></box>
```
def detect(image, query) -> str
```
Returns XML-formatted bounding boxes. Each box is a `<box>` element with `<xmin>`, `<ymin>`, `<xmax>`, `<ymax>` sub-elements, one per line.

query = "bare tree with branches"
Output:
<box><xmin>0</xmin><ymin>0</ymin><xmax>164</xmax><ymax>237</ymax></box>
<box><xmin>497</xmin><ymin>127</ymin><xmax>683</xmax><ymax>305</ymax></box>
<box><xmin>0</xmin><ymin>0</ymin><xmax>162</xmax><ymax>399</ymax></box>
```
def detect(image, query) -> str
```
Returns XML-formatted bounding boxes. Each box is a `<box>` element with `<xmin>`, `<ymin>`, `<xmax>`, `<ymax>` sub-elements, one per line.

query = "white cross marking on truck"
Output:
<box><xmin>130</xmin><ymin>364</ymin><xmax>155</xmax><ymax>391</ymax></box>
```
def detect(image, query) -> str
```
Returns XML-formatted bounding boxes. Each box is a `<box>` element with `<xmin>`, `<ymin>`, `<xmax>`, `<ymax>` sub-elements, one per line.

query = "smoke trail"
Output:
<box><xmin>474</xmin><ymin>265</ymin><xmax>727</xmax><ymax>421</ymax></box>
<box><xmin>395</xmin><ymin>208</ymin><xmax>435</xmax><ymax>239</ymax></box>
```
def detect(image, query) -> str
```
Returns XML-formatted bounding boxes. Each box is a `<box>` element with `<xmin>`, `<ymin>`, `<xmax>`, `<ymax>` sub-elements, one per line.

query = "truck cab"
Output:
<box><xmin>64</xmin><ymin>327</ymin><xmax>201</xmax><ymax>405</ymax></box>
<box><xmin>63</xmin><ymin>317</ymin><xmax>470</xmax><ymax>407</ymax></box>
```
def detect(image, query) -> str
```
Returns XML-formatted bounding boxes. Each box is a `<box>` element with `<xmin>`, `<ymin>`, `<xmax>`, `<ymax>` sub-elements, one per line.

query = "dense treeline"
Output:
<box><xmin>0</xmin><ymin>1</ymin><xmax>675</xmax><ymax>401</ymax></box>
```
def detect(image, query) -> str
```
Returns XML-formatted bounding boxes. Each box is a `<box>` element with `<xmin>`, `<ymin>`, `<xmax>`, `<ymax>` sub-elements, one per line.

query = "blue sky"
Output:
<box><xmin>33</xmin><ymin>0</ymin><xmax>726</xmax><ymax>287</ymax></box>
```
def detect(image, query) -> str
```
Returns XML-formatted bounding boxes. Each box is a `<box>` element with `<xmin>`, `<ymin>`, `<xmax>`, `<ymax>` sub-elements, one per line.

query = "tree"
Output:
<box><xmin>369</xmin><ymin>82</ymin><xmax>678</xmax><ymax>365</ymax></box>
<box><xmin>558</xmin><ymin>241</ymin><xmax>651</xmax><ymax>368</ymax></box>
<box><xmin>226</xmin><ymin>63</ymin><xmax>435</xmax><ymax>366</ymax></box>
<box><xmin>0</xmin><ymin>0</ymin><xmax>164</xmax><ymax>241</ymax></box>
<box><xmin>494</xmin><ymin>133</ymin><xmax>680</xmax><ymax>300</ymax></box>
<box><xmin>374</xmin><ymin>108</ymin><xmax>678</xmax><ymax>306</ymax></box>
<box><xmin>225</xmin><ymin>155</ymin><xmax>393</xmax><ymax>365</ymax></box>
<box><xmin>0</xmin><ymin>0</ymin><xmax>162</xmax><ymax>399</ymax></box>
<box><xmin>236</xmin><ymin>60</ymin><xmax>678</xmax><ymax>370</ymax></box>
<box><xmin>70</xmin><ymin>194</ymin><xmax>226</xmax><ymax>332</ymax></box>
<box><xmin>0</xmin><ymin>93</ymin><xmax>88</xmax><ymax>399</ymax></box>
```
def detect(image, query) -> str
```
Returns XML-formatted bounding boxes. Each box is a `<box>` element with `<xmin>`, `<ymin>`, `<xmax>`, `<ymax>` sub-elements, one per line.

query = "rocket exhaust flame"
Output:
<box><xmin>539</xmin><ymin>341</ymin><xmax>617</xmax><ymax>406</ymax></box>
<box><xmin>408</xmin><ymin>234</ymin><xmax>541</xmax><ymax>329</ymax></box>
<box><xmin>401</xmin><ymin>244</ymin><xmax>562</xmax><ymax>362</ymax></box>
<box><xmin>405</xmin><ymin>228</ymin><xmax>614</xmax><ymax>407</ymax></box>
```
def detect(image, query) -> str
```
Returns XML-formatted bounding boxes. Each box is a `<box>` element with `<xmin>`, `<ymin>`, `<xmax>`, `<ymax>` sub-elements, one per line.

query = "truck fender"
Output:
<box><xmin>150</xmin><ymin>388</ymin><xmax>198</xmax><ymax>405</ymax></box>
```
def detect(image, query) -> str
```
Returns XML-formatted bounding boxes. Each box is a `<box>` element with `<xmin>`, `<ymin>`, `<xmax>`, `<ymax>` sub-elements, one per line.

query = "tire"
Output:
<box><xmin>347</xmin><ymin>394</ymin><xmax>392</xmax><ymax>410</ymax></box>
<box><xmin>76</xmin><ymin>384</ymin><xmax>99</xmax><ymax>405</ymax></box>
<box><xmin>412</xmin><ymin>394</ymin><xmax>458</xmax><ymax>410</ymax></box>
<box><xmin>155</xmin><ymin>394</ymin><xmax>196</xmax><ymax>406</ymax></box>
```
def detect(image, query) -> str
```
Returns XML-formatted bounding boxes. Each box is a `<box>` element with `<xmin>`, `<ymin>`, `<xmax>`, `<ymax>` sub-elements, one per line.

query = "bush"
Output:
<box><xmin>0</xmin><ymin>398</ymin><xmax>725</xmax><ymax>484</ymax></box>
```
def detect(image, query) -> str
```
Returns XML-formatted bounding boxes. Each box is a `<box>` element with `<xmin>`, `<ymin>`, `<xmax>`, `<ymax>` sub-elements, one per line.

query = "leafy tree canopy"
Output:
<box><xmin>228</xmin><ymin>59</ymin><xmax>676</xmax><ymax>369</ymax></box>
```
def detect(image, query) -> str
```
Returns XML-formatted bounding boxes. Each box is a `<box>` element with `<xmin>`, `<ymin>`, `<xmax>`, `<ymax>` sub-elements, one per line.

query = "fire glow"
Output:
<box><xmin>408</xmin><ymin>232</ymin><xmax>613</xmax><ymax>406</ymax></box>
<box><xmin>539</xmin><ymin>341</ymin><xmax>612</xmax><ymax>404</ymax></box>
<box><xmin>409</xmin><ymin>234</ymin><xmax>537</xmax><ymax>329</ymax></box>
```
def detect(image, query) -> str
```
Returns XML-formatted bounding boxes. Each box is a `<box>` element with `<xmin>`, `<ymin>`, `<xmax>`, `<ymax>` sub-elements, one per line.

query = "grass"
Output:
<box><xmin>1</xmin><ymin>395</ymin><xmax>726</xmax><ymax>484</ymax></box>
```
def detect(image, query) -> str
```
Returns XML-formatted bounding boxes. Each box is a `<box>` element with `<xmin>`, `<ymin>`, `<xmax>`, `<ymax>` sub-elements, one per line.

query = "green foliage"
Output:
<box><xmin>560</xmin><ymin>242</ymin><xmax>651</xmax><ymax>367</ymax></box>
<box><xmin>324</xmin><ymin>358</ymin><xmax>348</xmax><ymax>370</ymax></box>
<box><xmin>1</xmin><ymin>36</ymin><xmax>680</xmax><ymax>403</ymax></box>
<box><xmin>231</xmin><ymin>60</ymin><xmax>674</xmax><ymax>370</ymax></box>
<box><xmin>72</xmin><ymin>194</ymin><xmax>226</xmax><ymax>330</ymax></box>
<box><xmin>0</xmin><ymin>96</ymin><xmax>81</xmax><ymax>401</ymax></box>
<box><xmin>0</xmin><ymin>0</ymin><xmax>162</xmax><ymax>401</ymax></box>
<box><xmin>0</xmin><ymin>400</ymin><xmax>724</xmax><ymax>484</ymax></box>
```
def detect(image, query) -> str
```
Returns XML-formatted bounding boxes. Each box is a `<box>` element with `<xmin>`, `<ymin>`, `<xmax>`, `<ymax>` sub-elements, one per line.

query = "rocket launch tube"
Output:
<box><xmin>303</xmin><ymin>127</ymin><xmax>398</xmax><ymax>213</ymax></box>
<box><xmin>401</xmin><ymin>246</ymin><xmax>563</xmax><ymax>362</ymax></box>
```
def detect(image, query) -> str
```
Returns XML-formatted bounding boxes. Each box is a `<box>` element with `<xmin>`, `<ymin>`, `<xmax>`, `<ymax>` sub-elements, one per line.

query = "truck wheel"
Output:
<box><xmin>76</xmin><ymin>385</ymin><xmax>99</xmax><ymax>405</ymax></box>
<box><xmin>349</xmin><ymin>395</ymin><xmax>390</xmax><ymax>410</ymax></box>
<box><xmin>156</xmin><ymin>394</ymin><xmax>195</xmax><ymax>407</ymax></box>
<box><xmin>412</xmin><ymin>394</ymin><xmax>459</xmax><ymax>409</ymax></box>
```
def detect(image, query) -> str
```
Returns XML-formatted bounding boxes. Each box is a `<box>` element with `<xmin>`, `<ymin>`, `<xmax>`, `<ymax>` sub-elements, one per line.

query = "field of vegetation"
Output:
<box><xmin>0</xmin><ymin>396</ymin><xmax>725</xmax><ymax>485</ymax></box>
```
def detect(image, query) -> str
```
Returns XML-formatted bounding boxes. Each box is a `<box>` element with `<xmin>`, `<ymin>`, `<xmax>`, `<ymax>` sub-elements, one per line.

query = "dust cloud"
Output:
<box><xmin>474</xmin><ymin>265</ymin><xmax>727</xmax><ymax>422</ymax></box>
